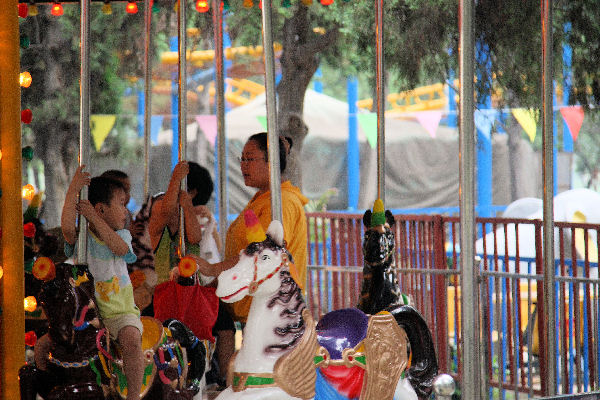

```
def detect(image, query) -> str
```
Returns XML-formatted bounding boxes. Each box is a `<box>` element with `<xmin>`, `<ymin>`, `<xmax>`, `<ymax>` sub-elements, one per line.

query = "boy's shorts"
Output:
<box><xmin>103</xmin><ymin>314</ymin><xmax>144</xmax><ymax>340</ymax></box>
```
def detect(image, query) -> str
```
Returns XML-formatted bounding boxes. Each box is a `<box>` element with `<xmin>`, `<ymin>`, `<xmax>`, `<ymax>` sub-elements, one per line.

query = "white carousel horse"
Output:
<box><xmin>214</xmin><ymin>213</ymin><xmax>436</xmax><ymax>400</ymax></box>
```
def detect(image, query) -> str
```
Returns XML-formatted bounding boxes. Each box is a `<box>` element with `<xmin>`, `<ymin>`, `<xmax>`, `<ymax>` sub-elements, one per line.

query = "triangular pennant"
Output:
<box><xmin>357</xmin><ymin>113</ymin><xmax>377</xmax><ymax>149</ymax></box>
<box><xmin>415</xmin><ymin>110</ymin><xmax>443</xmax><ymax>138</ymax></box>
<box><xmin>474</xmin><ymin>109</ymin><xmax>497</xmax><ymax>140</ymax></box>
<box><xmin>560</xmin><ymin>105</ymin><xmax>584</xmax><ymax>142</ymax></box>
<box><xmin>256</xmin><ymin>115</ymin><xmax>268</xmax><ymax>131</ymax></box>
<box><xmin>195</xmin><ymin>115</ymin><xmax>218</xmax><ymax>146</ymax></box>
<box><xmin>151</xmin><ymin>115</ymin><xmax>164</xmax><ymax>145</ymax></box>
<box><xmin>512</xmin><ymin>108</ymin><xmax>539</xmax><ymax>142</ymax></box>
<box><xmin>90</xmin><ymin>115</ymin><xmax>117</xmax><ymax>151</ymax></box>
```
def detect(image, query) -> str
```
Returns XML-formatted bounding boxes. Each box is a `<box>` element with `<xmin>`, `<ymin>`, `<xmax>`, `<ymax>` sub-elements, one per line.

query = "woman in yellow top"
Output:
<box><xmin>196</xmin><ymin>132</ymin><xmax>308</xmax><ymax>323</ymax></box>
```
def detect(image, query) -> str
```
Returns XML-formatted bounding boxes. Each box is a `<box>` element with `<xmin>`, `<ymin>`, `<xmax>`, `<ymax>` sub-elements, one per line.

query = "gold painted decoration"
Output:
<box><xmin>360</xmin><ymin>313</ymin><xmax>409</xmax><ymax>400</ymax></box>
<box><xmin>273</xmin><ymin>308</ymin><xmax>320</xmax><ymax>399</ymax></box>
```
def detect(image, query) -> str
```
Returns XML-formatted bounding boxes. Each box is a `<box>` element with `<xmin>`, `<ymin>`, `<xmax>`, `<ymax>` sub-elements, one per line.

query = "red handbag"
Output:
<box><xmin>153</xmin><ymin>277</ymin><xmax>219</xmax><ymax>342</ymax></box>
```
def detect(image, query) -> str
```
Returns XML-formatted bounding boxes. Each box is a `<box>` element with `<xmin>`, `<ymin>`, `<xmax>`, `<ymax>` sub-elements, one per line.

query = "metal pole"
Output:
<box><xmin>178</xmin><ymin>0</ymin><xmax>187</xmax><ymax>255</ymax></box>
<box><xmin>458</xmin><ymin>1</ymin><xmax>480</xmax><ymax>398</ymax></box>
<box><xmin>541</xmin><ymin>0</ymin><xmax>557</xmax><ymax>394</ymax></box>
<box><xmin>77</xmin><ymin>0</ymin><xmax>91</xmax><ymax>264</ymax></box>
<box><xmin>143</xmin><ymin>0</ymin><xmax>153</xmax><ymax>199</ymax></box>
<box><xmin>212</xmin><ymin>0</ymin><xmax>227</xmax><ymax>247</ymax></box>
<box><xmin>375</xmin><ymin>0</ymin><xmax>385</xmax><ymax>203</ymax></box>
<box><xmin>0</xmin><ymin>2</ymin><xmax>25</xmax><ymax>397</ymax></box>
<box><xmin>261</xmin><ymin>0</ymin><xmax>282</xmax><ymax>222</ymax></box>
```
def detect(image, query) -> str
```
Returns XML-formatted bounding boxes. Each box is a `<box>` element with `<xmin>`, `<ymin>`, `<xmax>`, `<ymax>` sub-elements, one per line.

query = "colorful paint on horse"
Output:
<box><xmin>215</xmin><ymin>213</ymin><xmax>437</xmax><ymax>400</ymax></box>
<box><xmin>18</xmin><ymin>263</ymin><xmax>211</xmax><ymax>400</ymax></box>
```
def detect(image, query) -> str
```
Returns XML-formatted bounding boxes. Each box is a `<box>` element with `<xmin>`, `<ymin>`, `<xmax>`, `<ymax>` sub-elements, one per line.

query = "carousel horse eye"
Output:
<box><xmin>261</xmin><ymin>254</ymin><xmax>270</xmax><ymax>261</ymax></box>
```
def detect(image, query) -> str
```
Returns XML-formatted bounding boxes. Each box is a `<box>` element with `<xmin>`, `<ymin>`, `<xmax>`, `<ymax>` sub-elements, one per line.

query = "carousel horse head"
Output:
<box><xmin>217</xmin><ymin>210</ymin><xmax>302</xmax><ymax>303</ymax></box>
<box><xmin>362</xmin><ymin>198</ymin><xmax>396</xmax><ymax>267</ymax></box>
<box><xmin>38</xmin><ymin>262</ymin><xmax>100</xmax><ymax>350</ymax></box>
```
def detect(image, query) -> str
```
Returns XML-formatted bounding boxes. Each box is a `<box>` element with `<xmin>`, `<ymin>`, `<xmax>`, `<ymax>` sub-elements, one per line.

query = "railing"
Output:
<box><xmin>306</xmin><ymin>212</ymin><xmax>600</xmax><ymax>398</ymax></box>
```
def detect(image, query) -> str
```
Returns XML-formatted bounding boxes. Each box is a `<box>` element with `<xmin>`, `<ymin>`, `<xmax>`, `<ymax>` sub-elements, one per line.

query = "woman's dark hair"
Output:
<box><xmin>247</xmin><ymin>132</ymin><xmax>293</xmax><ymax>173</ymax></box>
<box><xmin>88</xmin><ymin>177</ymin><xmax>126</xmax><ymax>206</ymax></box>
<box><xmin>187</xmin><ymin>161</ymin><xmax>213</xmax><ymax>206</ymax></box>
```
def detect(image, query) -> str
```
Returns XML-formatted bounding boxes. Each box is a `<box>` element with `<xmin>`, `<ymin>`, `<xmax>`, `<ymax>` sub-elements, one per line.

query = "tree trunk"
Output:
<box><xmin>276</xmin><ymin>5</ymin><xmax>338</xmax><ymax>188</ymax></box>
<box><xmin>30</xmin><ymin>19</ymin><xmax>79</xmax><ymax>228</ymax></box>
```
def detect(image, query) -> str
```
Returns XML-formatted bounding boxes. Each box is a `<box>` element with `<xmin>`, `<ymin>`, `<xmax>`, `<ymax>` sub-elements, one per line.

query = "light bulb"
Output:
<box><xmin>20</xmin><ymin>71</ymin><xmax>32</xmax><ymax>88</ymax></box>
<box><xmin>195</xmin><ymin>0</ymin><xmax>209</xmax><ymax>12</ymax></box>
<box><xmin>22</xmin><ymin>184</ymin><xmax>35</xmax><ymax>201</ymax></box>
<box><xmin>24</xmin><ymin>296</ymin><xmax>37</xmax><ymax>312</ymax></box>
<box><xmin>126</xmin><ymin>1</ymin><xmax>138</xmax><ymax>13</ymax></box>
<box><xmin>50</xmin><ymin>2</ymin><xmax>63</xmax><ymax>16</ymax></box>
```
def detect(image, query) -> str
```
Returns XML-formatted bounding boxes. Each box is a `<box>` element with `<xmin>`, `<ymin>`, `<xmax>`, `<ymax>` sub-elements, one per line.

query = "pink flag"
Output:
<box><xmin>560</xmin><ymin>106</ymin><xmax>584</xmax><ymax>142</ymax></box>
<box><xmin>195</xmin><ymin>115</ymin><xmax>218</xmax><ymax>146</ymax></box>
<box><xmin>415</xmin><ymin>111</ymin><xmax>443</xmax><ymax>138</ymax></box>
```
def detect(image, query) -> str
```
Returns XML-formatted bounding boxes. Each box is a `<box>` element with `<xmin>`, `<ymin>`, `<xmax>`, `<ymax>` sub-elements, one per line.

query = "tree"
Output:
<box><xmin>20</xmin><ymin>3</ymin><xmax>178</xmax><ymax>227</ymax></box>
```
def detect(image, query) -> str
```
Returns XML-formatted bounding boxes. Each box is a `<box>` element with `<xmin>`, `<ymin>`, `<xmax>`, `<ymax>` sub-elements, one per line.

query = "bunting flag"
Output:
<box><xmin>356</xmin><ymin>113</ymin><xmax>377</xmax><ymax>149</ymax></box>
<box><xmin>415</xmin><ymin>110</ymin><xmax>443</xmax><ymax>138</ymax></box>
<box><xmin>560</xmin><ymin>105</ymin><xmax>584</xmax><ymax>142</ymax></box>
<box><xmin>474</xmin><ymin>109</ymin><xmax>497</xmax><ymax>141</ymax></box>
<box><xmin>511</xmin><ymin>108</ymin><xmax>539</xmax><ymax>142</ymax></box>
<box><xmin>195</xmin><ymin>115</ymin><xmax>218</xmax><ymax>146</ymax></box>
<box><xmin>256</xmin><ymin>115</ymin><xmax>268</xmax><ymax>130</ymax></box>
<box><xmin>91</xmin><ymin>115</ymin><xmax>117</xmax><ymax>151</ymax></box>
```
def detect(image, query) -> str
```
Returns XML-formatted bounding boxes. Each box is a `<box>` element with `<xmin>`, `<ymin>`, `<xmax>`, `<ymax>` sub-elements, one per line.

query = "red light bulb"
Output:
<box><xmin>50</xmin><ymin>3</ymin><xmax>63</xmax><ymax>16</ymax></box>
<box><xmin>21</xmin><ymin>109</ymin><xmax>33</xmax><ymax>124</ymax></box>
<box><xmin>196</xmin><ymin>0</ymin><xmax>209</xmax><ymax>12</ymax></box>
<box><xmin>18</xmin><ymin>3</ymin><xmax>28</xmax><ymax>18</ymax></box>
<box><xmin>126</xmin><ymin>1</ymin><xmax>138</xmax><ymax>13</ymax></box>
<box><xmin>320</xmin><ymin>0</ymin><xmax>333</xmax><ymax>5</ymax></box>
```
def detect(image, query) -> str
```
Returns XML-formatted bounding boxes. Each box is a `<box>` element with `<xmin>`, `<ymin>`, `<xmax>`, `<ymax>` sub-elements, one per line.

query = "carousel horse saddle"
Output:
<box><xmin>107</xmin><ymin>316</ymin><xmax>187</xmax><ymax>398</ymax></box>
<box><xmin>314</xmin><ymin>308</ymin><xmax>409</xmax><ymax>400</ymax></box>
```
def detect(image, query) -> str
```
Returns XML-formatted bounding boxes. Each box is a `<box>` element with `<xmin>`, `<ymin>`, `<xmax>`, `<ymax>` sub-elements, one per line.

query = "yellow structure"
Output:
<box><xmin>0</xmin><ymin>1</ymin><xmax>25</xmax><ymax>398</ymax></box>
<box><xmin>160</xmin><ymin>43</ymin><xmax>283</xmax><ymax>68</ymax></box>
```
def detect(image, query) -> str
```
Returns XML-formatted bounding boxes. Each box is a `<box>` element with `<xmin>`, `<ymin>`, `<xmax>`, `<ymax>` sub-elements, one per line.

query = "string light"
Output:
<box><xmin>195</xmin><ymin>0</ymin><xmax>209</xmax><ymax>12</ymax></box>
<box><xmin>25</xmin><ymin>331</ymin><xmax>37</xmax><ymax>347</ymax></box>
<box><xmin>24</xmin><ymin>296</ymin><xmax>37</xmax><ymax>312</ymax></box>
<box><xmin>50</xmin><ymin>2</ymin><xmax>63</xmax><ymax>16</ymax></box>
<box><xmin>18</xmin><ymin>3</ymin><xmax>28</xmax><ymax>18</ymax></box>
<box><xmin>33</xmin><ymin>257</ymin><xmax>56</xmax><ymax>281</ymax></box>
<box><xmin>22</xmin><ymin>146</ymin><xmax>34</xmax><ymax>161</ymax></box>
<box><xmin>320</xmin><ymin>0</ymin><xmax>333</xmax><ymax>5</ymax></box>
<box><xmin>28</xmin><ymin>2</ymin><xmax>39</xmax><ymax>16</ymax></box>
<box><xmin>20</xmin><ymin>71</ymin><xmax>32</xmax><ymax>88</ymax></box>
<box><xmin>102</xmin><ymin>1</ymin><xmax>112</xmax><ymax>14</ymax></box>
<box><xmin>22</xmin><ymin>184</ymin><xmax>35</xmax><ymax>201</ymax></box>
<box><xmin>301</xmin><ymin>0</ymin><xmax>312</xmax><ymax>5</ymax></box>
<box><xmin>243</xmin><ymin>0</ymin><xmax>253</xmax><ymax>7</ymax></box>
<box><xmin>21</xmin><ymin>109</ymin><xmax>33</xmax><ymax>124</ymax></box>
<box><xmin>126</xmin><ymin>1</ymin><xmax>138</xmax><ymax>13</ymax></box>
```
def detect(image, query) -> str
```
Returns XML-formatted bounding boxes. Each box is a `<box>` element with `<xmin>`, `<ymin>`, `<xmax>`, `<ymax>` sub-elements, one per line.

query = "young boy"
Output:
<box><xmin>61</xmin><ymin>165</ymin><xmax>143</xmax><ymax>400</ymax></box>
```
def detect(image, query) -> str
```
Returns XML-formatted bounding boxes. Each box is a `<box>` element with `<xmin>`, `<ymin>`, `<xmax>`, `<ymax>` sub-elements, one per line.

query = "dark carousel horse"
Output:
<box><xmin>355</xmin><ymin>202</ymin><xmax>439</xmax><ymax>399</ymax></box>
<box><xmin>19</xmin><ymin>263</ymin><xmax>209</xmax><ymax>400</ymax></box>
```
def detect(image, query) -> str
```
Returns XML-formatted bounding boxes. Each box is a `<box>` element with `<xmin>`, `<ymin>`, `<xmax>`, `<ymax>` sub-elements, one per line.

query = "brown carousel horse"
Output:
<box><xmin>19</xmin><ymin>262</ymin><xmax>210</xmax><ymax>400</ymax></box>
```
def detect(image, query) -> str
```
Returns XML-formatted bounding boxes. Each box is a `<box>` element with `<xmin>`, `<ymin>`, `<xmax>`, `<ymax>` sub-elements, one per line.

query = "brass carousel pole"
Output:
<box><xmin>0</xmin><ymin>1</ymin><xmax>24</xmax><ymax>397</ymax></box>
